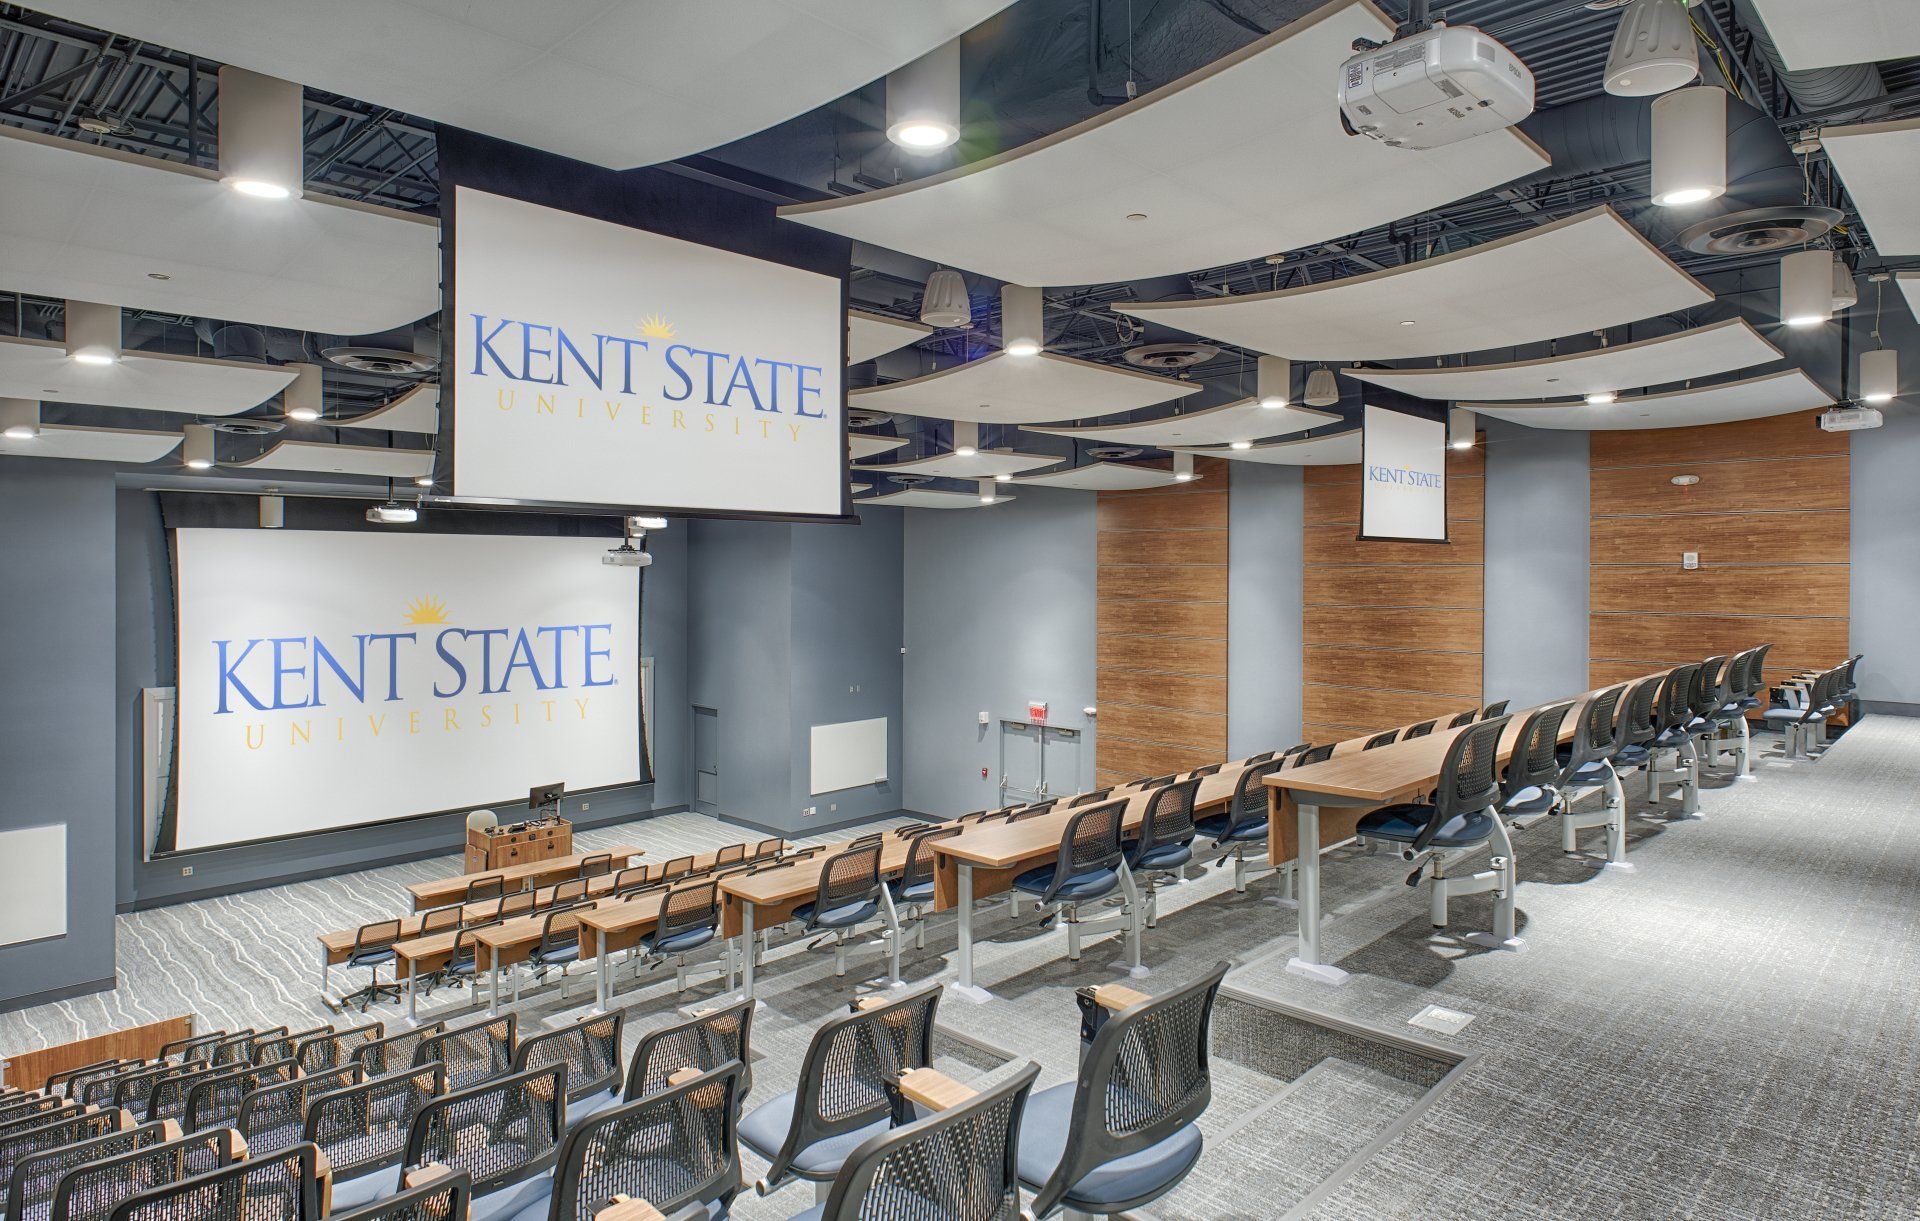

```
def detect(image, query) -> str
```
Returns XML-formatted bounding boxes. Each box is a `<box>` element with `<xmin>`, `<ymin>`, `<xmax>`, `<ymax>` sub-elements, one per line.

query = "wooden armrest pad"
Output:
<box><xmin>225</xmin><ymin>1129</ymin><xmax>249</xmax><ymax>1161</ymax></box>
<box><xmin>897</xmin><ymin>1068</ymin><xmax>977</xmax><ymax>1112</ymax></box>
<box><xmin>1093</xmin><ymin>984</ymin><xmax>1151</xmax><ymax>1011</ymax></box>
<box><xmin>665</xmin><ymin>1067</ymin><xmax>701</xmax><ymax>1086</ymax></box>
<box><xmin>853</xmin><ymin>996</ymin><xmax>889</xmax><ymax>1011</ymax></box>
<box><xmin>598</xmin><ymin>1196</ymin><xmax>666</xmax><ymax>1221</ymax></box>
<box><xmin>403</xmin><ymin>1164</ymin><xmax>454</xmax><ymax>1191</ymax></box>
<box><xmin>159</xmin><ymin>1118</ymin><xmax>182</xmax><ymax>1141</ymax></box>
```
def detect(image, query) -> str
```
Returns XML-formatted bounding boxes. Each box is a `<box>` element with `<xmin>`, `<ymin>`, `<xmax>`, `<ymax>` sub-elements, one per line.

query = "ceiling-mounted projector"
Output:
<box><xmin>602</xmin><ymin>541</ymin><xmax>653</xmax><ymax>568</ymax></box>
<box><xmin>1818</xmin><ymin>405</ymin><xmax>1883</xmax><ymax>433</ymax></box>
<box><xmin>1340</xmin><ymin>23</ymin><xmax>1535</xmax><ymax>150</ymax></box>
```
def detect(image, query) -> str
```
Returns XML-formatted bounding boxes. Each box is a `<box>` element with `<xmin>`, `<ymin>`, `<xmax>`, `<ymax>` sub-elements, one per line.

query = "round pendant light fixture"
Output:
<box><xmin>1650</xmin><ymin>85</ymin><xmax>1725</xmax><ymax>207</ymax></box>
<box><xmin>1304</xmin><ymin>366</ymin><xmax>1340</xmax><ymax>408</ymax></box>
<box><xmin>1001</xmin><ymin>285</ymin><xmax>1043</xmax><ymax>357</ymax></box>
<box><xmin>886</xmin><ymin>41</ymin><xmax>961</xmax><ymax>153</ymax></box>
<box><xmin>1257</xmin><ymin>355</ymin><xmax>1291</xmax><ymax>409</ymax></box>
<box><xmin>1779</xmin><ymin>249</ymin><xmax>1832</xmax><ymax>328</ymax></box>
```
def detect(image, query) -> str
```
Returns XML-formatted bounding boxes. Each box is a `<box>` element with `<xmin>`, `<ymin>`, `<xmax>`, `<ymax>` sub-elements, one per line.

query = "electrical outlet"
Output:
<box><xmin>579</xmin><ymin>802</ymin><xmax>589</xmax><ymax>812</ymax></box>
<box><xmin>803</xmin><ymin>806</ymin><xmax>816</xmax><ymax>818</ymax></box>
<box><xmin>829</xmin><ymin>803</ymin><xmax>838</xmax><ymax>812</ymax></box>
<box><xmin>181</xmin><ymin>865</ymin><xmax>193</xmax><ymax>876</ymax></box>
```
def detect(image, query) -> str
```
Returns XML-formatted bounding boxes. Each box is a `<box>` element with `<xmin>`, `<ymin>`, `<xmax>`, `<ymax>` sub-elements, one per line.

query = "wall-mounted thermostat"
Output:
<box><xmin>1682</xmin><ymin>552</ymin><xmax>1699</xmax><ymax>570</ymax></box>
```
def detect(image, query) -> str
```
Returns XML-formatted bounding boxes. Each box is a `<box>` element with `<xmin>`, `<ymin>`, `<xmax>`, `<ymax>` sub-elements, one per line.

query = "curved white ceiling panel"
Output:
<box><xmin>1822</xmin><ymin>120</ymin><xmax>1920</xmax><ymax>257</ymax></box>
<box><xmin>1469</xmin><ymin>370</ymin><xmax>1832</xmax><ymax>430</ymax></box>
<box><xmin>858</xmin><ymin>450</ymin><xmax>1059</xmax><ymax>479</ymax></box>
<box><xmin>849</xmin><ymin>433</ymin><xmax>911</xmax><ymax>460</ymax></box>
<box><xmin>0</xmin><ymin>424</ymin><xmax>182</xmax><ymax>462</ymax></box>
<box><xmin>0</xmin><ymin>336</ymin><xmax>295</xmax><ymax>415</ymax></box>
<box><xmin>850</xmin><ymin>351</ymin><xmax>1200</xmax><ymax>425</ymax></box>
<box><xmin>32</xmin><ymin>0</ymin><xmax>1015</xmax><ymax>169</ymax></box>
<box><xmin>320</xmin><ymin>384</ymin><xmax>440</xmax><ymax>433</ymax></box>
<box><xmin>1010</xmin><ymin>462</ymin><xmax>1191</xmax><ymax>490</ymax></box>
<box><xmin>1745</xmin><ymin>0</ymin><xmax>1920</xmax><ymax>71</ymax></box>
<box><xmin>1344</xmin><ymin>319</ymin><xmax>1782</xmax><ymax>401</ymax></box>
<box><xmin>1174</xmin><ymin>429</ymin><xmax>1362</xmax><ymax>465</ymax></box>
<box><xmin>231</xmin><ymin>440</ymin><xmax>434</xmax><ymax>477</ymax></box>
<box><xmin>1028</xmin><ymin>396</ymin><xmax>1339</xmax><ymax>446</ymax></box>
<box><xmin>858</xmin><ymin>487</ymin><xmax>1014</xmax><ymax>509</ymax></box>
<box><xmin>848</xmin><ymin>310</ymin><xmax>934</xmax><ymax>366</ymax></box>
<box><xmin>0</xmin><ymin>128</ymin><xmax>439</xmax><ymax>334</ymax></box>
<box><xmin>1116</xmin><ymin>208</ymin><xmax>1712</xmax><ymax>361</ymax></box>
<box><xmin>779</xmin><ymin>0</ymin><xmax>1547</xmax><ymax>285</ymax></box>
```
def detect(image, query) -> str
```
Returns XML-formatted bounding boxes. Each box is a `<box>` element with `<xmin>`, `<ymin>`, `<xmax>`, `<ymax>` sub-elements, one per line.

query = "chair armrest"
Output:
<box><xmin>119</xmin><ymin>1108</ymin><xmax>139</xmax><ymax>1131</ymax></box>
<box><xmin>896</xmin><ymin>1068</ymin><xmax>976</xmax><ymax>1112</ymax></box>
<box><xmin>314</xmin><ymin>1147</ymin><xmax>332</xmax><ymax>1217</ymax></box>
<box><xmin>160</xmin><ymin>1118</ymin><xmax>182</xmax><ymax>1141</ymax></box>
<box><xmin>1092</xmin><ymin>984</ymin><xmax>1151</xmax><ymax>1012</ymax></box>
<box><xmin>403</xmin><ymin>1163</ymin><xmax>455</xmax><ymax>1191</ymax></box>
<box><xmin>598</xmin><ymin>1195</ymin><xmax>666</xmax><ymax>1221</ymax></box>
<box><xmin>665</xmin><ymin>1067</ymin><xmax>700</xmax><ymax>1087</ymax></box>
<box><xmin>224</xmin><ymin>1129</ymin><xmax>249</xmax><ymax>1161</ymax></box>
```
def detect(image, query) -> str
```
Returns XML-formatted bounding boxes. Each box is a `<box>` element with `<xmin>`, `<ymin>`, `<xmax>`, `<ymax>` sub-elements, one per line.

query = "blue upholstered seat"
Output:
<box><xmin>792</xmin><ymin>898</ymin><xmax>878</xmax><ymax>929</ymax></box>
<box><xmin>1014</xmin><ymin>1082</ymin><xmax>1203</xmax><ymax>1211</ymax></box>
<box><xmin>1010</xmin><ymin>865</ymin><xmax>1116</xmax><ymax>902</ymax></box>
<box><xmin>739</xmin><ymin>1088</ymin><xmax>891</xmax><ymax>1181</ymax></box>
<box><xmin>1499</xmin><ymin>785</ymin><xmax>1556</xmax><ymax>818</ymax></box>
<box><xmin>567</xmin><ymin>1087</ymin><xmax>620</xmax><ymax>1128</ymax></box>
<box><xmin>1132</xmin><ymin>841</ymin><xmax>1192</xmax><ymax>871</ymax></box>
<box><xmin>348</xmin><ymin>946</ymin><xmax>395</xmax><ymax>968</ymax></box>
<box><xmin>888</xmin><ymin>878</ymin><xmax>936</xmax><ymax>904</ymax></box>
<box><xmin>1192</xmin><ymin>814</ymin><xmax>1265</xmax><ymax>844</ymax></box>
<box><xmin>642</xmin><ymin>926</ymin><xmax>715</xmax><ymax>955</ymax></box>
<box><xmin>328</xmin><ymin>1167</ymin><xmax>402</xmax><ymax>1213</ymax></box>
<box><xmin>1353</xmin><ymin>804</ymin><xmax>1495</xmax><ymax>849</ymax></box>
<box><xmin>1764</xmin><ymin>706</ymin><xmax>1826</xmax><ymax>722</ymax></box>
<box><xmin>1612</xmin><ymin>744</ymin><xmax>1651</xmax><ymax>767</ymax></box>
<box><xmin>470</xmin><ymin>1172</ymin><xmax>554</xmax><ymax>1221</ymax></box>
<box><xmin>530</xmin><ymin>941</ymin><xmax>579</xmax><ymax>966</ymax></box>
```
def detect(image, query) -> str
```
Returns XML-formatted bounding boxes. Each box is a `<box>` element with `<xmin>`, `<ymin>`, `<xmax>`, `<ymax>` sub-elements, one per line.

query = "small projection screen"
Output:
<box><xmin>450</xmin><ymin>185</ymin><xmax>845</xmax><ymax>517</ymax></box>
<box><xmin>1360</xmin><ymin>402</ymin><xmax>1448</xmax><ymax>542</ymax></box>
<box><xmin>172</xmin><ymin>528</ymin><xmax>644</xmax><ymax>851</ymax></box>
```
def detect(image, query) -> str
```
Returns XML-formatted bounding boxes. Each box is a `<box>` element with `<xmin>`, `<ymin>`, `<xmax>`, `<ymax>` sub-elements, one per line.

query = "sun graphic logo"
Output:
<box><xmin>403</xmin><ymin>595</ymin><xmax>450</xmax><ymax>625</ymax></box>
<box><xmin>639</xmin><ymin>314</ymin><xmax>677</xmax><ymax>341</ymax></box>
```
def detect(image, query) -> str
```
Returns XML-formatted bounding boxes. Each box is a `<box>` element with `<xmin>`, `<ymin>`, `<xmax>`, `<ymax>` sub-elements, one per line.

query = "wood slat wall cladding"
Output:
<box><xmin>1302</xmin><ymin>446</ymin><xmax>1486</xmax><ymax>743</ymax></box>
<box><xmin>1095</xmin><ymin>460</ymin><xmax>1228</xmax><ymax>788</ymax></box>
<box><xmin>1588</xmin><ymin>410</ymin><xmax>1848</xmax><ymax>699</ymax></box>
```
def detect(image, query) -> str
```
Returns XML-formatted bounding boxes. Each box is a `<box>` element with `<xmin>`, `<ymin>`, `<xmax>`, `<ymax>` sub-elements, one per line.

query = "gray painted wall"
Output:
<box><xmin>687</xmin><ymin>519</ymin><xmax>795</xmax><ymax>831</ymax></box>
<box><xmin>1227</xmin><ymin>463</ymin><xmax>1304</xmax><ymax>755</ymax></box>
<box><xmin>901</xmin><ymin>488</ymin><xmax>1098</xmax><ymax>819</ymax></box>
<box><xmin>1850</xmin><ymin>301</ymin><xmax>1920</xmax><ymax>709</ymax></box>
<box><xmin>1481</xmin><ymin>418</ymin><xmax>1592</xmax><ymax>707</ymax></box>
<box><xmin>0</xmin><ymin>459</ymin><xmax>119</xmax><ymax>1007</ymax></box>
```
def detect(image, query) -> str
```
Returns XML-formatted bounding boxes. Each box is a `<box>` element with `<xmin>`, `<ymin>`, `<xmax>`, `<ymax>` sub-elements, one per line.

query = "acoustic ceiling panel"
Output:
<box><xmin>1744</xmin><ymin>0</ymin><xmax>1920</xmax><ymax>70</ymax></box>
<box><xmin>858</xmin><ymin>487</ymin><xmax>1014</xmax><ymax>509</ymax></box>
<box><xmin>0</xmin><ymin>127</ymin><xmax>439</xmax><ymax>333</ymax></box>
<box><xmin>320</xmin><ymin>384</ymin><xmax>440</xmax><ymax>433</ymax></box>
<box><xmin>780</xmin><ymin>0</ymin><xmax>1547</xmax><ymax>285</ymax></box>
<box><xmin>1010</xmin><ymin>461</ymin><xmax>1189</xmax><ymax>490</ymax></box>
<box><xmin>1821</xmin><ymin>120</ymin><xmax>1920</xmax><ymax>257</ymax></box>
<box><xmin>0</xmin><ymin>336</ymin><xmax>295</xmax><ymax>415</ymax></box>
<box><xmin>850</xmin><ymin>351</ymin><xmax>1200</xmax><ymax>425</ymax></box>
<box><xmin>1344</xmin><ymin>319</ymin><xmax>1783</xmax><ymax>401</ymax></box>
<box><xmin>858</xmin><ymin>450</ymin><xmax>1060</xmax><ymax>478</ymax></box>
<box><xmin>0</xmin><ymin>423</ymin><xmax>183</xmax><ymax>462</ymax></box>
<box><xmin>849</xmin><ymin>433</ymin><xmax>910</xmax><ymax>460</ymax></box>
<box><xmin>1469</xmin><ymin>370</ymin><xmax>1832</xmax><ymax>430</ymax></box>
<box><xmin>848</xmin><ymin>310</ymin><xmax>934</xmax><ymax>366</ymax></box>
<box><xmin>1116</xmin><ymin>208</ymin><xmax>1712</xmax><ymax>360</ymax></box>
<box><xmin>1174</xmin><ymin>429</ymin><xmax>1362</xmax><ymax>465</ymax></box>
<box><xmin>33</xmin><ymin>0</ymin><xmax>1014</xmax><ymax>169</ymax></box>
<box><xmin>1028</xmin><ymin>396</ymin><xmax>1339</xmax><ymax>446</ymax></box>
<box><xmin>1900</xmin><ymin>272</ymin><xmax>1920</xmax><ymax>324</ymax></box>
<box><xmin>230</xmin><ymin>440</ymin><xmax>434</xmax><ymax>477</ymax></box>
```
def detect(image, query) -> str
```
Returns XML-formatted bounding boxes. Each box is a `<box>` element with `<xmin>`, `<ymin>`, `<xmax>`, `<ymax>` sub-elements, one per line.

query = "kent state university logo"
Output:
<box><xmin>1365</xmin><ymin>462</ymin><xmax>1443</xmax><ymax>490</ymax></box>
<box><xmin>467</xmin><ymin>306</ymin><xmax>830</xmax><ymax>446</ymax></box>
<box><xmin>211</xmin><ymin>597</ymin><xmax>618</xmax><ymax>751</ymax></box>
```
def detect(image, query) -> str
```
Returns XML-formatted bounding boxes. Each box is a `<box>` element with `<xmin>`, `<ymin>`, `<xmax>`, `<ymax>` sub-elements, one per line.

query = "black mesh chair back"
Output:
<box><xmin>103</xmin><ymin>1142</ymin><xmax>317</xmax><ymax>1221</ymax></box>
<box><xmin>1296</xmin><ymin>743</ymin><xmax>1335</xmax><ymax>766</ymax></box>
<box><xmin>403</xmin><ymin>1067</ymin><xmax>564</xmax><ymax>1202</ymax></box>
<box><xmin>181</xmin><ymin>1060</ymin><xmax>296</xmax><ymax>1135</ymax></box>
<box><xmin>899</xmin><ymin>827</ymin><xmax>960</xmax><ymax>895</ymax></box>
<box><xmin>463</xmin><ymin>876</ymin><xmax>505</xmax><ymax>904</ymax></box>
<box><xmin>254</xmin><ymin>1026</ymin><xmax>330</xmax><ymax>1067</ymax></box>
<box><xmin>416</xmin><ymin>907</ymin><xmax>462</xmax><ymax>943</ymax></box>
<box><xmin>713</xmin><ymin>843</ymin><xmax>747</xmax><ymax>867</ymax></box>
<box><xmin>1243</xmin><ymin>752</ymin><xmax>1275</xmax><ymax>765</ymax></box>
<box><xmin>756</xmin><ymin>984</ymin><xmax>941</xmax><ymax>1193</ymax></box>
<box><xmin>5</xmin><ymin>1121</ymin><xmax>166</xmax><ymax>1221</ymax></box>
<box><xmin>1220</xmin><ymin>759</ymin><xmax>1286</xmax><ymax>838</ymax></box>
<box><xmin>656</xmin><ymin>880</ymin><xmax>721</xmax><ymax>946</ymax></box>
<box><xmin>499</xmin><ymin>890</ymin><xmax>538</xmax><ymax>920</ymax></box>
<box><xmin>204</xmin><ymin>1032</ymin><xmax>265</xmax><ymax>1070</ymax></box>
<box><xmin>807</xmin><ymin>843</ymin><xmax>884</xmax><ymax>924</ymax></box>
<box><xmin>1362</xmin><ymin>731</ymin><xmax>1398</xmax><ymax>751</ymax></box>
<box><xmin>624</xmin><ymin>999</ymin><xmax>755</xmax><ymax>1103</ymax></box>
<box><xmin>512</xmin><ymin>1014</ymin><xmax>622</xmax><ymax>1105</ymax></box>
<box><xmin>819</xmin><ymin>1061</ymin><xmax>1041</xmax><ymax>1221</ymax></box>
<box><xmin>578</xmin><ymin>853</ymin><xmax>613</xmax><ymax>880</ymax></box>
<box><xmin>412</xmin><ymin>1016</ymin><xmax>516</xmax><ymax>1094</ymax></box>
<box><xmin>1280</xmin><ymin>743</ymin><xmax>1312</xmax><ymax>759</ymax></box>
<box><xmin>1446</xmin><ymin>710</ymin><xmax>1476</xmax><ymax>728</ymax></box>
<box><xmin>534</xmin><ymin>903</ymin><xmax>589</xmax><ymax>963</ymax></box>
<box><xmin>1560</xmin><ymin>686</ymin><xmax>1624</xmax><ymax>779</ymax></box>
<box><xmin>1028</xmin><ymin>961</ymin><xmax>1229</xmax><ymax>1219</ymax></box>
<box><xmin>1617</xmin><ymin>675</ymin><xmax>1664</xmax><ymax>751</ymax></box>
<box><xmin>0</xmin><ymin>1098</ymin><xmax>66</xmax><ymax>1131</ymax></box>
<box><xmin>143</xmin><ymin>1065</ymin><xmax>228</xmax><ymax>1128</ymax></box>
<box><xmin>1481</xmin><ymin>700</ymin><xmax>1510</xmax><ymax>719</ymax></box>
<box><xmin>1720</xmin><ymin>648</ymin><xmax>1754</xmax><ymax>707</ymax></box>
<box><xmin>111</xmin><ymin>1067</ymin><xmax>195</xmax><ymax>1123</ymax></box>
<box><xmin>1744</xmin><ymin>644</ymin><xmax>1773</xmax><ymax>699</ymax></box>
<box><xmin>612</xmin><ymin>864</ymin><xmax>653</xmax><ymax>894</ymax></box>
<box><xmin>44</xmin><ymin>1061</ymin><xmax>136</xmax><ymax>1103</ymax></box>
<box><xmin>661</xmin><ymin>856</ymin><xmax>694</xmax><ymax>883</ymax></box>
<box><xmin>51</xmin><ymin>1131</ymin><xmax>240</xmax><ymax>1221</ymax></box>
<box><xmin>1505</xmin><ymin>703</ymin><xmax>1574</xmax><ymax>799</ymax></box>
<box><xmin>1028</xmin><ymin>801</ymin><xmax>1126</xmax><ymax>905</ymax></box>
<box><xmin>1656</xmin><ymin>664</ymin><xmax>1700</xmax><ymax>733</ymax></box>
<box><xmin>1694</xmin><ymin>655</ymin><xmax>1730</xmax><ymax>718</ymax></box>
<box><xmin>1135</xmin><ymin>779</ymin><xmax>1201</xmax><ymax>861</ymax></box>
<box><xmin>547</xmin><ymin>878</ymin><xmax>586</xmax><ymax>908</ymax></box>
<box><xmin>1066</xmin><ymin>789</ymin><xmax>1112</xmax><ymax>808</ymax></box>
<box><xmin>552</xmin><ymin>1062</ymin><xmax>743</xmax><ymax>1221</ymax></box>
<box><xmin>157</xmin><ymin>1035</ymin><xmax>224</xmax><ymax>1067</ymax></box>
<box><xmin>1005</xmin><ymin>806</ymin><xmax>1052</xmax><ymax>823</ymax></box>
<box><xmin>295</xmin><ymin>1022</ymin><xmax>385</xmax><ymax>1076</ymax></box>
<box><xmin>1404</xmin><ymin>718</ymin><xmax>1508</xmax><ymax>854</ymax></box>
<box><xmin>0</xmin><ymin>1111</ymin><xmax>128</xmax><ymax>1196</ymax></box>
<box><xmin>1184</xmin><ymin>763</ymin><xmax>1222</xmax><ymax>779</ymax></box>
<box><xmin>327</xmin><ymin>1169</ymin><xmax>470</xmax><ymax>1221</ymax></box>
<box><xmin>1404</xmin><ymin>720</ymin><xmax>1438</xmax><ymax>739</ymax></box>
<box><xmin>236</xmin><ymin>1066</ymin><xmax>361</xmax><ymax>1156</ymax></box>
<box><xmin>753</xmin><ymin>838</ymin><xmax>785</xmax><ymax>860</ymax></box>
<box><xmin>303</xmin><ymin>1064</ymin><xmax>445</xmax><ymax>1188</ymax></box>
<box><xmin>352</xmin><ymin>1026</ymin><xmax>446</xmax><ymax>1079</ymax></box>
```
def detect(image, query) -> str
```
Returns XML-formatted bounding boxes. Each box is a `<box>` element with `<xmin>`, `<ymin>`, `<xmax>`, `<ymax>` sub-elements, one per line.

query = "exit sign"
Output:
<box><xmin>1027</xmin><ymin>701</ymin><xmax>1048</xmax><ymax>724</ymax></box>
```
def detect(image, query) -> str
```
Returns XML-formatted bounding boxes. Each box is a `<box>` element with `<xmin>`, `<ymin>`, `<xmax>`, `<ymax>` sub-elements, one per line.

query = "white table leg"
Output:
<box><xmin>1117</xmin><ymin>861</ymin><xmax>1147</xmax><ymax>979</ymax></box>
<box><xmin>878</xmin><ymin>885</ymin><xmax>905</xmax><ymax>988</ymax></box>
<box><xmin>595</xmin><ymin>930</ymin><xmax>610</xmax><ymax>1013</ymax></box>
<box><xmin>407</xmin><ymin>961</ymin><xmax>418</xmax><ymax>1023</ymax></box>
<box><xmin>319</xmin><ymin>947</ymin><xmax>330</xmax><ymax>998</ymax></box>
<box><xmin>1286</xmin><ymin>802</ymin><xmax>1348</xmax><ymax>985</ymax></box>
<box><xmin>488</xmin><ymin>948</ymin><xmax>502</xmax><ymax>1016</ymax></box>
<box><xmin>740</xmin><ymin>901</ymin><xmax>757</xmax><ymax>1002</ymax></box>
<box><xmin>951</xmin><ymin>863</ymin><xmax>992</xmax><ymax>1003</ymax></box>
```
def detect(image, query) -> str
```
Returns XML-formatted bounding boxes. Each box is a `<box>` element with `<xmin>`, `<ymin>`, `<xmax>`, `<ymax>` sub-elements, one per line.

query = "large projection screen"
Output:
<box><xmin>1360</xmin><ymin>403</ymin><xmax>1448</xmax><ymax>542</ymax></box>
<box><xmin>451</xmin><ymin>186</ymin><xmax>845</xmax><ymax>516</ymax></box>
<box><xmin>173</xmin><ymin>529</ymin><xmax>643</xmax><ymax>852</ymax></box>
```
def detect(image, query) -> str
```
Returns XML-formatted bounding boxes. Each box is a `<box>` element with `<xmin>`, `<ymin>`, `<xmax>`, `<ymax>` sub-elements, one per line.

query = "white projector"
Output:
<box><xmin>1340</xmin><ymin>24</ymin><xmax>1535</xmax><ymax>150</ymax></box>
<box><xmin>602</xmin><ymin>542</ymin><xmax>653</xmax><ymax>568</ymax></box>
<box><xmin>1819</xmin><ymin>405</ymin><xmax>1883</xmax><ymax>433</ymax></box>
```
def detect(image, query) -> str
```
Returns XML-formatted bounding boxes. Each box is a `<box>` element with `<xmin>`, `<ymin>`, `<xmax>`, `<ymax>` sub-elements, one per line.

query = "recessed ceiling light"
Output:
<box><xmin>993</xmin><ymin>472</ymin><xmax>1013</xmax><ymax>482</ymax></box>
<box><xmin>70</xmin><ymin>351</ymin><xmax>117</xmax><ymax>366</ymax></box>
<box><xmin>286</xmin><ymin>404</ymin><xmax>321</xmax><ymax>423</ymax></box>
<box><xmin>228</xmin><ymin>178</ymin><xmax>293</xmax><ymax>200</ymax></box>
<box><xmin>1229</xmin><ymin>439</ymin><xmax>1253</xmax><ymax>450</ymax></box>
<box><xmin>147</xmin><ymin>272</ymin><xmax>171</xmax><ymax>281</ymax></box>
<box><xmin>414</xmin><ymin>475</ymin><xmax>433</xmax><ymax>487</ymax></box>
<box><xmin>1399</xmin><ymin>320</ymin><xmax>1417</xmax><ymax>327</ymax></box>
<box><xmin>1126</xmin><ymin>212</ymin><xmax>1148</xmax><ymax>222</ymax></box>
<box><xmin>1586</xmin><ymin>391</ymin><xmax>1617</xmax><ymax>405</ymax></box>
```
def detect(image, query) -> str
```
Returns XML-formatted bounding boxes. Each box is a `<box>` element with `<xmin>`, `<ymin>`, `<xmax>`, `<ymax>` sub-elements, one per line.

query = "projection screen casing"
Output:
<box><xmin>173</xmin><ymin>529</ymin><xmax>642</xmax><ymax>851</ymax></box>
<box><xmin>1360</xmin><ymin>402</ymin><xmax>1449</xmax><ymax>543</ymax></box>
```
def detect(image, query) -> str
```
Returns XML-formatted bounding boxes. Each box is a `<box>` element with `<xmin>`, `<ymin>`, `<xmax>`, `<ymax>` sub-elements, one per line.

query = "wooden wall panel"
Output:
<box><xmin>1301</xmin><ymin>445</ymin><xmax>1485</xmax><ymax>742</ymax></box>
<box><xmin>1589</xmin><ymin>410</ymin><xmax>1848</xmax><ymax>700</ymax></box>
<box><xmin>1096</xmin><ymin>459</ymin><xmax>1229</xmax><ymax>781</ymax></box>
<box><xmin>3</xmin><ymin>1016</ymin><xmax>194</xmax><ymax>1092</ymax></box>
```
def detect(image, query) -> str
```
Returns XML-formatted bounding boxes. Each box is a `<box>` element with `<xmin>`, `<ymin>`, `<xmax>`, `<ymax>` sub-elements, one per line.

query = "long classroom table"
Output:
<box><xmin>1265</xmin><ymin>676</ymin><xmax>1683</xmax><ymax>983</ymax></box>
<box><xmin>927</xmin><ymin>764</ymin><xmax>1255</xmax><ymax>1001</ymax></box>
<box><xmin>404</xmin><ymin>845</ymin><xmax>644</xmax><ymax>911</ymax></box>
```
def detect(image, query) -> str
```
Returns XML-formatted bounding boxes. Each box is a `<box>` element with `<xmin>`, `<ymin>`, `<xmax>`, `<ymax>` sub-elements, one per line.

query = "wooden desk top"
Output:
<box><xmin>406</xmin><ymin>845</ymin><xmax>644</xmax><ymax>909</ymax></box>
<box><xmin>936</xmin><ymin>764</ymin><xmax>1251</xmax><ymax>870</ymax></box>
<box><xmin>719</xmin><ymin>833</ymin><xmax>919</xmax><ymax>907</ymax></box>
<box><xmin>574</xmin><ymin>891</ymin><xmax>670</xmax><ymax>938</ymax></box>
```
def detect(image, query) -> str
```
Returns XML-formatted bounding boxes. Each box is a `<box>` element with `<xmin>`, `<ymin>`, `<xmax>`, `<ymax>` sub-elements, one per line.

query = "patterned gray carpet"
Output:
<box><xmin>5</xmin><ymin>719</ymin><xmax>1916</xmax><ymax>1219</ymax></box>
